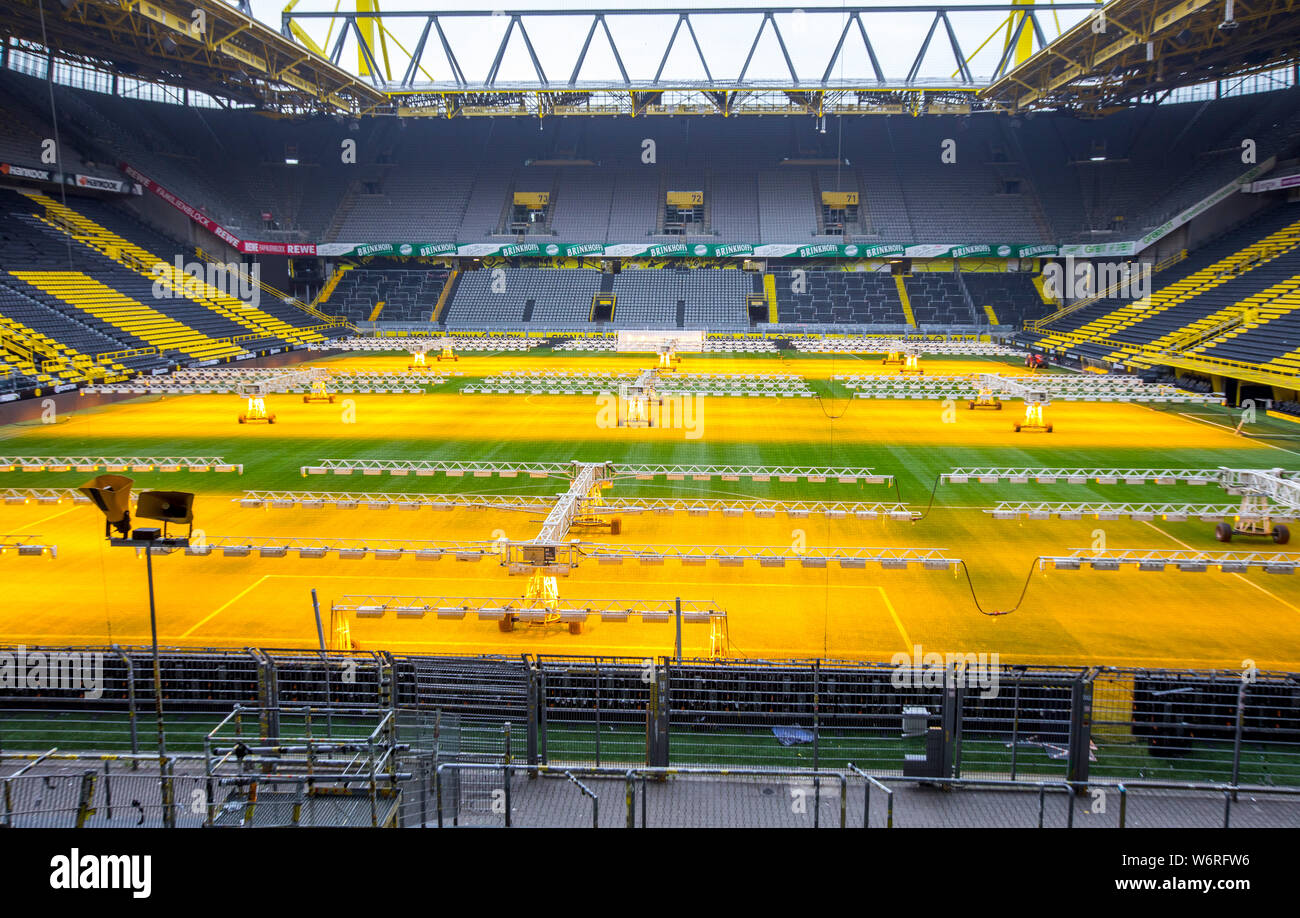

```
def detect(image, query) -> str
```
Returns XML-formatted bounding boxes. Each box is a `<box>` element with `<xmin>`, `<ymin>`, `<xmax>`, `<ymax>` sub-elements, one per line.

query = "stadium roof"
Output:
<box><xmin>3</xmin><ymin>0</ymin><xmax>385</xmax><ymax>112</ymax></box>
<box><xmin>983</xmin><ymin>0</ymin><xmax>1300</xmax><ymax>111</ymax></box>
<box><xmin>3</xmin><ymin>1</ymin><xmax>1297</xmax><ymax>116</ymax></box>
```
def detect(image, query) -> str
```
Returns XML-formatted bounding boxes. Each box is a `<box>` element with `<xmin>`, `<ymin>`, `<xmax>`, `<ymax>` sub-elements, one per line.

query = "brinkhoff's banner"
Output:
<box><xmin>315</xmin><ymin>241</ymin><xmax>1064</xmax><ymax>259</ymax></box>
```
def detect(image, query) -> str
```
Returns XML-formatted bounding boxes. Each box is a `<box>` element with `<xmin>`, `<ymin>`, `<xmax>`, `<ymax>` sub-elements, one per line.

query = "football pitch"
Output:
<box><xmin>3</xmin><ymin>348</ymin><xmax>1300</xmax><ymax>670</ymax></box>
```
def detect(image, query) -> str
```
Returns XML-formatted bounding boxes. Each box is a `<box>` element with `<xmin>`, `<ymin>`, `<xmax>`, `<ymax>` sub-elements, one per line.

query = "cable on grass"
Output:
<box><xmin>812</xmin><ymin>390</ymin><xmax>854</xmax><ymax>420</ymax></box>
<box><xmin>959</xmin><ymin>557</ymin><xmax>1040</xmax><ymax>617</ymax></box>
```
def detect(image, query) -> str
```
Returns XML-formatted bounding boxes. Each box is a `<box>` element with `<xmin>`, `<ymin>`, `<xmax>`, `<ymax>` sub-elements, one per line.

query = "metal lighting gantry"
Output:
<box><xmin>838</xmin><ymin>373</ymin><xmax>1225</xmax><ymax>404</ymax></box>
<box><xmin>236</xmin><ymin>491</ymin><xmax>918</xmax><ymax>519</ymax></box>
<box><xmin>946</xmin><ymin>465</ymin><xmax>1300</xmax><ymax>543</ymax></box>
<box><xmin>794</xmin><ymin>339</ymin><xmax>1024</xmax><ymax>356</ymax></box>
<box><xmin>173</xmin><ymin>458</ymin><xmax>1300</xmax><ymax>622</ymax></box>
<box><xmin>0</xmin><ymin>535</ymin><xmax>58</xmax><ymax>558</ymax></box>
<box><xmin>88</xmin><ymin>368</ymin><xmax>444</xmax><ymax>396</ymax></box>
<box><xmin>180</xmin><ymin>534</ymin><xmax>960</xmax><ymax>567</ymax></box>
<box><xmin>332</xmin><ymin>594</ymin><xmax>731</xmax><ymax>655</ymax></box>
<box><xmin>463</xmin><ymin>369</ymin><xmax>813</xmax><ymax>398</ymax></box>
<box><xmin>942</xmin><ymin>467</ymin><xmax>1222</xmax><ymax>484</ymax></box>
<box><xmin>298</xmin><ymin>459</ymin><xmax>892</xmax><ymax>484</ymax></box>
<box><xmin>0</xmin><ymin>456</ymin><xmax>241</xmax><ymax>473</ymax></box>
<box><xmin>215</xmin><ymin>458</ymin><xmax>928</xmax><ymax>635</ymax></box>
<box><xmin>1041</xmin><ymin>549</ymin><xmax>1300</xmax><ymax>575</ymax></box>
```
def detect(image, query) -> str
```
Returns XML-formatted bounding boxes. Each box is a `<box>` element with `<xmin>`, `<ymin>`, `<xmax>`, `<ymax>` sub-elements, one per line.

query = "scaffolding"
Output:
<box><xmin>203</xmin><ymin>705</ymin><xmax>403</xmax><ymax>827</ymax></box>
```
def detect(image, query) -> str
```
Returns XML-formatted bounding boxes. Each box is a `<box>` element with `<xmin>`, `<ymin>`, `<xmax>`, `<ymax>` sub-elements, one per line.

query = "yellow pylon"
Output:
<box><xmin>709</xmin><ymin>616</ymin><xmax>729</xmax><ymax>660</ymax></box>
<box><xmin>523</xmin><ymin>570</ymin><xmax>560</xmax><ymax>624</ymax></box>
<box><xmin>329</xmin><ymin>607</ymin><xmax>357</xmax><ymax>651</ymax></box>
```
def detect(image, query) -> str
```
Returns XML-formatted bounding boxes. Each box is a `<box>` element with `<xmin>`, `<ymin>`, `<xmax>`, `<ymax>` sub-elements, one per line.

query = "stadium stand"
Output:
<box><xmin>5</xmin><ymin>69</ymin><xmax>1297</xmax><ymax>248</ymax></box>
<box><xmin>959</xmin><ymin>271</ymin><xmax>1047</xmax><ymax>327</ymax></box>
<box><xmin>442</xmin><ymin>267</ymin><xmax>601</xmax><ymax>327</ymax></box>
<box><xmin>23</xmin><ymin>192</ymin><xmax>325</xmax><ymax>347</ymax></box>
<box><xmin>317</xmin><ymin>267</ymin><xmax>450</xmax><ymax>324</ymax></box>
<box><xmin>770</xmin><ymin>267</ymin><xmax>908</xmax><ymax>325</ymax></box>
<box><xmin>1022</xmin><ymin>203</ymin><xmax>1300</xmax><ymax>368</ymax></box>
<box><xmin>1044</xmin><ymin>205</ymin><xmax>1298</xmax><ymax>335</ymax></box>
<box><xmin>0</xmin><ymin>185</ymin><xmax>339</xmax><ymax>384</ymax></box>
<box><xmin>610</xmin><ymin>268</ymin><xmax>751</xmax><ymax>328</ymax></box>
<box><xmin>903</xmin><ymin>272</ymin><xmax>978</xmax><ymax>325</ymax></box>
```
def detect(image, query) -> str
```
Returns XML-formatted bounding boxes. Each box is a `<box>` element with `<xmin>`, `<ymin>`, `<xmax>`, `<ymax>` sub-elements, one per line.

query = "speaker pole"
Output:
<box><xmin>145</xmin><ymin>548</ymin><xmax>168</xmax><ymax>780</ymax></box>
<box><xmin>311</xmin><ymin>588</ymin><xmax>326</xmax><ymax>651</ymax></box>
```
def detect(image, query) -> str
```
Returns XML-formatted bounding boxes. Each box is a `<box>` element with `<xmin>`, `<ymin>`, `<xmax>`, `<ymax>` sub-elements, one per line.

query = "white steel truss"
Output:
<box><xmin>464</xmin><ymin>370</ymin><xmax>813</xmax><ymax>397</ymax></box>
<box><xmin>299</xmin><ymin>459</ymin><xmax>889</xmax><ymax>484</ymax></box>
<box><xmin>179</xmin><ymin>534</ymin><xmax>957</xmax><ymax>568</ymax></box>
<box><xmin>1043</xmin><ymin>549</ymin><xmax>1300</xmax><ymax>573</ymax></box>
<box><xmin>86</xmin><ymin>368</ymin><xmax>445</xmax><ymax>396</ymax></box>
<box><xmin>985</xmin><ymin>502</ymin><xmax>1279</xmax><ymax>522</ymax></box>
<box><xmin>330</xmin><ymin>595</ymin><xmax>726</xmax><ymax>623</ymax></box>
<box><xmin>1219</xmin><ymin>468</ymin><xmax>1300</xmax><ymax>508</ymax></box>
<box><xmin>795</xmin><ymin>339</ymin><xmax>1023</xmax><ymax>356</ymax></box>
<box><xmin>0</xmin><ymin>456</ymin><xmax>242</xmax><ymax>473</ymax></box>
<box><xmin>235</xmin><ymin>490</ymin><xmax>917</xmax><ymax>518</ymax></box>
<box><xmin>3</xmin><ymin>489</ymin><xmax>91</xmax><ymax>506</ymax></box>
<box><xmin>941</xmin><ymin>468</ymin><xmax>1221</xmax><ymax>485</ymax></box>
<box><xmin>837</xmin><ymin>374</ymin><xmax>1224</xmax><ymax>404</ymax></box>
<box><xmin>0</xmin><ymin>535</ymin><xmax>57</xmax><ymax>558</ymax></box>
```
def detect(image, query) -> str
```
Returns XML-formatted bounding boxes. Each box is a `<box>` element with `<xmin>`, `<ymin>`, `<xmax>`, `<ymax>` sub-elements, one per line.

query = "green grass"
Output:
<box><xmin>1</xmin><ymin>388</ymin><xmax>1289</xmax><ymax>502</ymax></box>
<box><xmin>4</xmin><ymin>713</ymin><xmax>1296</xmax><ymax>786</ymax></box>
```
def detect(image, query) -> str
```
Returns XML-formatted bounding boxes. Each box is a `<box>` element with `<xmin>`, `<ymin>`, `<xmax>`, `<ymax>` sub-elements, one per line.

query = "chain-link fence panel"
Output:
<box><xmin>959</xmin><ymin>669</ymin><xmax>1081</xmax><ymax>779</ymax></box>
<box><xmin>538</xmin><ymin>656</ymin><xmax>650</xmax><ymax>766</ymax></box>
<box><xmin>1093</xmin><ymin>669</ymin><xmax>1300</xmax><ymax>787</ymax></box>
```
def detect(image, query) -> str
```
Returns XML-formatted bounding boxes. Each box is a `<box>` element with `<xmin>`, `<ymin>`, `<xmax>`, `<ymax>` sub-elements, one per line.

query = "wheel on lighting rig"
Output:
<box><xmin>1217</xmin><ymin>519</ymin><xmax>1289</xmax><ymax>543</ymax></box>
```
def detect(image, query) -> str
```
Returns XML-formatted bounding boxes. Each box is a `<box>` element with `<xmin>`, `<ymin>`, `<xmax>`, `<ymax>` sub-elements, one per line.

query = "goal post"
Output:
<box><xmin>615</xmin><ymin>330</ymin><xmax>704</xmax><ymax>353</ymax></box>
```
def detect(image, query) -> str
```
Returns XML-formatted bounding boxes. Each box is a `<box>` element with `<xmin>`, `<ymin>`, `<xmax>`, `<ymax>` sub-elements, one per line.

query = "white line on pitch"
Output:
<box><xmin>1139</xmin><ymin>519</ymin><xmax>1300</xmax><ymax>615</ymax></box>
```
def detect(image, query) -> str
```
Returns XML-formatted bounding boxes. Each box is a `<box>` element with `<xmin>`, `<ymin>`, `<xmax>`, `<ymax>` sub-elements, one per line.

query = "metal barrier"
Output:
<box><xmin>2</xmin><ymin>646</ymin><xmax>1298</xmax><ymax>819</ymax></box>
<box><xmin>428</xmin><ymin>763</ymin><xmax>1300</xmax><ymax>829</ymax></box>
<box><xmin>3</xmin><ymin>752</ymin><xmax>1298</xmax><ymax>828</ymax></box>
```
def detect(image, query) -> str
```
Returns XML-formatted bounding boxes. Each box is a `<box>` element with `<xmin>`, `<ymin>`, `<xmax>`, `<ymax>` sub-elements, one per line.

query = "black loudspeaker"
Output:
<box><xmin>135</xmin><ymin>491</ymin><xmax>196</xmax><ymax>525</ymax></box>
<box><xmin>78</xmin><ymin>474</ymin><xmax>134</xmax><ymax>537</ymax></box>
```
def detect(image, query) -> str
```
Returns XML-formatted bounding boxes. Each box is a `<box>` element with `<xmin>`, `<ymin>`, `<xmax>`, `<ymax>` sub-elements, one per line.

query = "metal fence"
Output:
<box><xmin>2</xmin><ymin>645</ymin><xmax>1298</xmax><ymax>826</ymax></box>
<box><xmin>427</xmin><ymin>764</ymin><xmax>1300</xmax><ymax>829</ymax></box>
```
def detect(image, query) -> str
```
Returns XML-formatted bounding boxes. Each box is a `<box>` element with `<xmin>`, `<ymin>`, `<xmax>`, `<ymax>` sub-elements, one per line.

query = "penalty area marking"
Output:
<box><xmin>166</xmin><ymin>571</ymin><xmax>915</xmax><ymax>651</ymax></box>
<box><xmin>1139</xmin><ymin>519</ymin><xmax>1300</xmax><ymax>616</ymax></box>
<box><xmin>874</xmin><ymin>585</ymin><xmax>913</xmax><ymax>652</ymax></box>
<box><xmin>5</xmin><ymin>505</ymin><xmax>79</xmax><ymax>530</ymax></box>
<box><xmin>179</xmin><ymin>574</ymin><xmax>270</xmax><ymax>638</ymax></box>
<box><xmin>1141</xmin><ymin>404</ymin><xmax>1300</xmax><ymax>458</ymax></box>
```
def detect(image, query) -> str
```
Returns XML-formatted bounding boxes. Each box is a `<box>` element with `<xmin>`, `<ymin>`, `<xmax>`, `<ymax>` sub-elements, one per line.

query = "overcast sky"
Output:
<box><xmin>252</xmin><ymin>1</ymin><xmax>1099</xmax><ymax>86</ymax></box>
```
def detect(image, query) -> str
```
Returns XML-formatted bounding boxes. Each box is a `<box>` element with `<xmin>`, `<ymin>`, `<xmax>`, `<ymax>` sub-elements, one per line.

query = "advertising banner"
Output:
<box><xmin>318</xmin><ymin>240</ymin><xmax>1061</xmax><ymax>259</ymax></box>
<box><xmin>123</xmin><ymin>162</ymin><xmax>316</xmax><ymax>256</ymax></box>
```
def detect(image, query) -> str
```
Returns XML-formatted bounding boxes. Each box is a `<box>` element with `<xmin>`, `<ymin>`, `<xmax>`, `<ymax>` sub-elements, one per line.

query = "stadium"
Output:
<box><xmin>0</xmin><ymin>0</ymin><xmax>1298</xmax><ymax>836</ymax></box>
